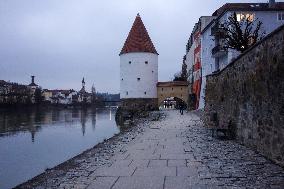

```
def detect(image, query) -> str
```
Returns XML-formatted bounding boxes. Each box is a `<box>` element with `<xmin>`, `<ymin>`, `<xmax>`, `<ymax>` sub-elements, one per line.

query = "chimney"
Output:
<box><xmin>269</xmin><ymin>0</ymin><xmax>276</xmax><ymax>8</ymax></box>
<box><xmin>31</xmin><ymin>76</ymin><xmax>35</xmax><ymax>84</ymax></box>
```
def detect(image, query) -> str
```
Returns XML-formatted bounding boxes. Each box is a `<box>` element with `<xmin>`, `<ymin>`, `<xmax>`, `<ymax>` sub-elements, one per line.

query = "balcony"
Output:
<box><xmin>212</xmin><ymin>45</ymin><xmax>227</xmax><ymax>58</ymax></box>
<box><xmin>211</xmin><ymin>23</ymin><xmax>226</xmax><ymax>38</ymax></box>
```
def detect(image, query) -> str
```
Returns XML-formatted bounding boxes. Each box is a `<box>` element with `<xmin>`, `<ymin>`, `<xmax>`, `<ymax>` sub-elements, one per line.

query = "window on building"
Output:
<box><xmin>145</xmin><ymin>61</ymin><xmax>148</xmax><ymax>64</ymax></box>
<box><xmin>121</xmin><ymin>78</ymin><xmax>123</xmax><ymax>81</ymax></box>
<box><xmin>144</xmin><ymin>92</ymin><xmax>147</xmax><ymax>95</ymax></box>
<box><xmin>181</xmin><ymin>88</ymin><xmax>183</xmax><ymax>90</ymax></box>
<box><xmin>278</xmin><ymin>13</ymin><xmax>284</xmax><ymax>21</ymax></box>
<box><xmin>137</xmin><ymin>78</ymin><xmax>141</xmax><ymax>81</ymax></box>
<box><xmin>236</xmin><ymin>13</ymin><xmax>254</xmax><ymax>22</ymax></box>
<box><xmin>152</xmin><ymin>71</ymin><xmax>154</xmax><ymax>73</ymax></box>
<box><xmin>162</xmin><ymin>88</ymin><xmax>163</xmax><ymax>91</ymax></box>
<box><xmin>129</xmin><ymin>61</ymin><xmax>131</xmax><ymax>64</ymax></box>
<box><xmin>172</xmin><ymin>88</ymin><xmax>173</xmax><ymax>91</ymax></box>
<box><xmin>126</xmin><ymin>91</ymin><xmax>128</xmax><ymax>95</ymax></box>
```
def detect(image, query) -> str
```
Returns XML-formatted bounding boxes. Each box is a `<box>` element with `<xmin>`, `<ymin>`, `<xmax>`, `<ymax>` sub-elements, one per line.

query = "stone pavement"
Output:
<box><xmin>84</xmin><ymin>110</ymin><xmax>284</xmax><ymax>189</ymax></box>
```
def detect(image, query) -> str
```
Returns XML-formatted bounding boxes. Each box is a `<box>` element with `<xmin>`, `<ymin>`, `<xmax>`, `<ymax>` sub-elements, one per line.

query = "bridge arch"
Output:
<box><xmin>157</xmin><ymin>81</ymin><xmax>189</xmax><ymax>107</ymax></box>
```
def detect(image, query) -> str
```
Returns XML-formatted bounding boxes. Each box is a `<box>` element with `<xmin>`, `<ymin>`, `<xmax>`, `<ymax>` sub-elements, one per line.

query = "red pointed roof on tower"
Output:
<box><xmin>120</xmin><ymin>14</ymin><xmax>158</xmax><ymax>55</ymax></box>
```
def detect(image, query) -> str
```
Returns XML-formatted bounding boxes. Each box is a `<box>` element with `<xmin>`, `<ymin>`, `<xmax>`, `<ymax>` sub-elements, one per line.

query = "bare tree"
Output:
<box><xmin>220</xmin><ymin>12</ymin><xmax>265</xmax><ymax>53</ymax></box>
<box><xmin>173</xmin><ymin>58</ymin><xmax>188</xmax><ymax>82</ymax></box>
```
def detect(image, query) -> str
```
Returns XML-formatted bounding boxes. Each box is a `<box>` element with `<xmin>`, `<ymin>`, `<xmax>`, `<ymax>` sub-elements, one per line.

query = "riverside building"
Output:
<box><xmin>185</xmin><ymin>0</ymin><xmax>284</xmax><ymax>109</ymax></box>
<box><xmin>119</xmin><ymin>14</ymin><xmax>159</xmax><ymax>111</ymax></box>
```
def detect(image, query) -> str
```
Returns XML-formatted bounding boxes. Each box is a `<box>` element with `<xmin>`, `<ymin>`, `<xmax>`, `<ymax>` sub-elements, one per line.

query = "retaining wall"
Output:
<box><xmin>205</xmin><ymin>25</ymin><xmax>284</xmax><ymax>166</ymax></box>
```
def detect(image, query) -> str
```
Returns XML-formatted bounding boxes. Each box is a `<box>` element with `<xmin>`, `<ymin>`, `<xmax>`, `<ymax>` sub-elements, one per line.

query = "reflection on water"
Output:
<box><xmin>0</xmin><ymin>107</ymin><xmax>119</xmax><ymax>189</ymax></box>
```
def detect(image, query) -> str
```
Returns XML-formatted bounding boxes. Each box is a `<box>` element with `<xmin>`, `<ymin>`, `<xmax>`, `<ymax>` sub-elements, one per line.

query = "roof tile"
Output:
<box><xmin>120</xmin><ymin>14</ymin><xmax>158</xmax><ymax>55</ymax></box>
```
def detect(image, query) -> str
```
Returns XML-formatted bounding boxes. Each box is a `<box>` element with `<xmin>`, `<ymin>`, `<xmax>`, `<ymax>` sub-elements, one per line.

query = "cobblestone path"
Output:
<box><xmin>84</xmin><ymin>110</ymin><xmax>284</xmax><ymax>189</ymax></box>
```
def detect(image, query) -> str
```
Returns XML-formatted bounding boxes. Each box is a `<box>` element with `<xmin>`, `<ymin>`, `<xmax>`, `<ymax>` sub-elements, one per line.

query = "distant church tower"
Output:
<box><xmin>119</xmin><ymin>14</ymin><xmax>158</xmax><ymax>110</ymax></box>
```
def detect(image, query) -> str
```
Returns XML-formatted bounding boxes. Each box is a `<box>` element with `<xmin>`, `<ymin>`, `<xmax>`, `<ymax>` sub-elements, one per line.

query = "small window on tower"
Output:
<box><xmin>152</xmin><ymin>71</ymin><xmax>154</xmax><ymax>73</ymax></box>
<box><xmin>145</xmin><ymin>61</ymin><xmax>148</xmax><ymax>64</ymax></box>
<box><xmin>126</xmin><ymin>91</ymin><xmax>128</xmax><ymax>95</ymax></box>
<box><xmin>144</xmin><ymin>92</ymin><xmax>147</xmax><ymax>95</ymax></box>
<box><xmin>137</xmin><ymin>78</ymin><xmax>141</xmax><ymax>81</ymax></box>
<box><xmin>121</xmin><ymin>78</ymin><xmax>123</xmax><ymax>81</ymax></box>
<box><xmin>129</xmin><ymin>61</ymin><xmax>131</xmax><ymax>64</ymax></box>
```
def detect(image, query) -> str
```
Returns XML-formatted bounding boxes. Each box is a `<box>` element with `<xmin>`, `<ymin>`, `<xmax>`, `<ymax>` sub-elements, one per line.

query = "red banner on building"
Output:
<box><xmin>193</xmin><ymin>30</ymin><xmax>202</xmax><ymax>109</ymax></box>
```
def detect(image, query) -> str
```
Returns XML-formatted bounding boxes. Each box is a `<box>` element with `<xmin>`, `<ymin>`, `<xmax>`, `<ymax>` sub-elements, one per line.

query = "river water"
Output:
<box><xmin>0</xmin><ymin>107</ymin><xmax>119</xmax><ymax>189</ymax></box>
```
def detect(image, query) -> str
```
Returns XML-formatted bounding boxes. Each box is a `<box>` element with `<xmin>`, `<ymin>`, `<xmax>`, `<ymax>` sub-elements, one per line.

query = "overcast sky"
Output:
<box><xmin>0</xmin><ymin>0</ymin><xmax>273</xmax><ymax>93</ymax></box>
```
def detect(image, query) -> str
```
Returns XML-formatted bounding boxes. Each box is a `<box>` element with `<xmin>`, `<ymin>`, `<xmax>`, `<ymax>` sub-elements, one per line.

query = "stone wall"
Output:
<box><xmin>205</xmin><ymin>25</ymin><xmax>284</xmax><ymax>166</ymax></box>
<box><xmin>120</xmin><ymin>98</ymin><xmax>158</xmax><ymax>111</ymax></box>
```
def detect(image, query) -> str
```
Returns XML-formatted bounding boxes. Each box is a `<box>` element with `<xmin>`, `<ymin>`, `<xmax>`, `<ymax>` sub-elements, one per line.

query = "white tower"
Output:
<box><xmin>120</xmin><ymin>14</ymin><xmax>158</xmax><ymax>110</ymax></box>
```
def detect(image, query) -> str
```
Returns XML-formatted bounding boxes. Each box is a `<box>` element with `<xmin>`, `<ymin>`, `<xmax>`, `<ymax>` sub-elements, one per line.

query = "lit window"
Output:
<box><xmin>236</xmin><ymin>13</ymin><xmax>254</xmax><ymax>22</ymax></box>
<box><xmin>278</xmin><ymin>13</ymin><xmax>284</xmax><ymax>21</ymax></box>
<box><xmin>145</xmin><ymin>61</ymin><xmax>148</xmax><ymax>64</ymax></box>
<box><xmin>137</xmin><ymin>78</ymin><xmax>141</xmax><ymax>81</ymax></box>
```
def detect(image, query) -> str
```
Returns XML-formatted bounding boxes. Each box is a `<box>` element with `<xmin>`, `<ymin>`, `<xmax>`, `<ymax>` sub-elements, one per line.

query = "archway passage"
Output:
<box><xmin>159</xmin><ymin>96</ymin><xmax>187</xmax><ymax>110</ymax></box>
<box><xmin>157</xmin><ymin>81</ymin><xmax>189</xmax><ymax>108</ymax></box>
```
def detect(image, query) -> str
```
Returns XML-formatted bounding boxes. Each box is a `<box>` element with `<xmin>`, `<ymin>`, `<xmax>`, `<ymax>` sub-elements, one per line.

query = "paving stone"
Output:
<box><xmin>129</xmin><ymin>153</ymin><xmax>160</xmax><ymax>160</ymax></box>
<box><xmin>86</xmin><ymin>177</ymin><xmax>117</xmax><ymax>189</ymax></box>
<box><xmin>164</xmin><ymin>177</ymin><xmax>198</xmax><ymax>189</ymax></box>
<box><xmin>112</xmin><ymin>176</ymin><xmax>164</xmax><ymax>189</ymax></box>
<box><xmin>168</xmin><ymin>160</ymin><xmax>187</xmax><ymax>167</ymax></box>
<box><xmin>160</xmin><ymin>153</ymin><xmax>193</xmax><ymax>160</ymax></box>
<box><xmin>177</xmin><ymin>167</ymin><xmax>199</xmax><ymax>177</ymax></box>
<box><xmin>129</xmin><ymin>160</ymin><xmax>149</xmax><ymax>168</ymax></box>
<box><xmin>133</xmin><ymin>167</ymin><xmax>176</xmax><ymax>177</ymax></box>
<box><xmin>111</xmin><ymin>160</ymin><xmax>132</xmax><ymax>167</ymax></box>
<box><xmin>91</xmin><ymin>166</ymin><xmax>136</xmax><ymax>177</ymax></box>
<box><xmin>148</xmin><ymin>160</ymin><xmax>167</xmax><ymax>167</ymax></box>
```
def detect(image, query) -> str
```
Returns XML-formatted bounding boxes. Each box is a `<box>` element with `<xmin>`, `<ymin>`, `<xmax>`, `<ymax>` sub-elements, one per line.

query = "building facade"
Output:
<box><xmin>185</xmin><ymin>16</ymin><xmax>215</xmax><ymax>109</ymax></box>
<box><xmin>120</xmin><ymin>14</ymin><xmax>159</xmax><ymax>111</ymax></box>
<box><xmin>186</xmin><ymin>1</ymin><xmax>284</xmax><ymax>109</ymax></box>
<box><xmin>210</xmin><ymin>2</ymin><xmax>284</xmax><ymax>72</ymax></box>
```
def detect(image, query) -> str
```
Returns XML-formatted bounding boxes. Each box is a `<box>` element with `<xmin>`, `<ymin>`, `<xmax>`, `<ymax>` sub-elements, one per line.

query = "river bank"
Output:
<box><xmin>15</xmin><ymin>111</ymin><xmax>164</xmax><ymax>188</ymax></box>
<box><xmin>15</xmin><ymin>110</ymin><xmax>284</xmax><ymax>188</ymax></box>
